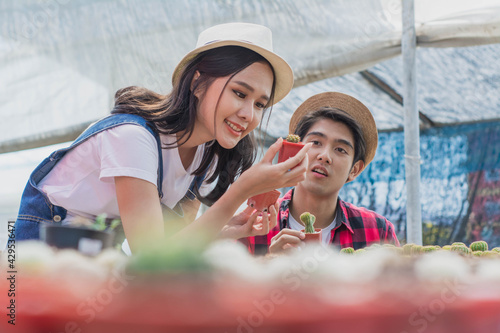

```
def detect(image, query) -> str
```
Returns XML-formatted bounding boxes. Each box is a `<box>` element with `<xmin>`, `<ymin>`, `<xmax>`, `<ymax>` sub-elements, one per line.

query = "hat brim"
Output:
<box><xmin>172</xmin><ymin>40</ymin><xmax>294</xmax><ymax>105</ymax></box>
<box><xmin>289</xmin><ymin>92</ymin><xmax>378</xmax><ymax>170</ymax></box>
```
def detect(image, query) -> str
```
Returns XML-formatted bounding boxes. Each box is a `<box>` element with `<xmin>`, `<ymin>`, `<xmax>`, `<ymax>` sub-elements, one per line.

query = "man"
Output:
<box><xmin>244</xmin><ymin>92</ymin><xmax>400</xmax><ymax>254</ymax></box>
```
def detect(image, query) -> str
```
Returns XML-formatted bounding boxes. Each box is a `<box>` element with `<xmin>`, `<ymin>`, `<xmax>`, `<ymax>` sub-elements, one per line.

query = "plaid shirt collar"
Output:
<box><xmin>279</xmin><ymin>189</ymin><xmax>355</xmax><ymax>234</ymax></box>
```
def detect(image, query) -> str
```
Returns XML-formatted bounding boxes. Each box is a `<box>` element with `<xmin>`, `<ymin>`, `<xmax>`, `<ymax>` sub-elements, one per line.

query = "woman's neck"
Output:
<box><xmin>176</xmin><ymin>132</ymin><xmax>200</xmax><ymax>170</ymax></box>
<box><xmin>177</xmin><ymin>145</ymin><xmax>198</xmax><ymax>170</ymax></box>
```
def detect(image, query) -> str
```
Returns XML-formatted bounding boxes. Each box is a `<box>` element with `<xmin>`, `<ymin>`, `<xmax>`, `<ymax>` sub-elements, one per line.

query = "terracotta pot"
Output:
<box><xmin>301</xmin><ymin>228</ymin><xmax>322</xmax><ymax>242</ymax></box>
<box><xmin>278</xmin><ymin>141</ymin><xmax>305</xmax><ymax>164</ymax></box>
<box><xmin>40</xmin><ymin>224</ymin><xmax>114</xmax><ymax>256</ymax></box>
<box><xmin>247</xmin><ymin>190</ymin><xmax>281</xmax><ymax>211</ymax></box>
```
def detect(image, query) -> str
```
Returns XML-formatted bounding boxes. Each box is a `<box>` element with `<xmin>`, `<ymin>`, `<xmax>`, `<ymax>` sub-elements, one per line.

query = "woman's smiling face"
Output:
<box><xmin>193</xmin><ymin>61</ymin><xmax>274</xmax><ymax>149</ymax></box>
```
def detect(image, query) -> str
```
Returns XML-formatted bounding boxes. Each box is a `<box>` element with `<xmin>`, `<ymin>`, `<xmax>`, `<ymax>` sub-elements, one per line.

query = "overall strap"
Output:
<box><xmin>185</xmin><ymin>168</ymin><xmax>210</xmax><ymax>200</ymax></box>
<box><xmin>46</xmin><ymin>114</ymin><xmax>164</xmax><ymax>198</ymax></box>
<box><xmin>168</xmin><ymin>167</ymin><xmax>211</xmax><ymax>218</ymax></box>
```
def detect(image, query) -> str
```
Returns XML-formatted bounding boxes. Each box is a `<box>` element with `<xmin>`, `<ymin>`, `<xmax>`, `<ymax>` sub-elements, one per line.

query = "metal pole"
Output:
<box><xmin>402</xmin><ymin>0</ymin><xmax>422</xmax><ymax>245</ymax></box>
<box><xmin>0</xmin><ymin>122</ymin><xmax>93</xmax><ymax>154</ymax></box>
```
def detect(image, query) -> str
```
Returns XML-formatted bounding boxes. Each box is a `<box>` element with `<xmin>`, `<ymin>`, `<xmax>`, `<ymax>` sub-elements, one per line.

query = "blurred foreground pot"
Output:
<box><xmin>40</xmin><ymin>224</ymin><xmax>114</xmax><ymax>256</ymax></box>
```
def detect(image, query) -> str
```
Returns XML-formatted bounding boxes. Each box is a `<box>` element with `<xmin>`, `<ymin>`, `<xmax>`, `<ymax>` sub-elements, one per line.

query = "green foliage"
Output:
<box><xmin>93</xmin><ymin>214</ymin><xmax>121</xmax><ymax>232</ymax></box>
<box><xmin>421</xmin><ymin>222</ymin><xmax>452</xmax><ymax>246</ymax></box>
<box><xmin>300</xmin><ymin>212</ymin><xmax>316</xmax><ymax>234</ymax></box>
<box><xmin>470</xmin><ymin>240</ymin><xmax>488</xmax><ymax>252</ymax></box>
<box><xmin>286</xmin><ymin>134</ymin><xmax>300</xmax><ymax>143</ymax></box>
<box><xmin>127</xmin><ymin>240</ymin><xmax>209</xmax><ymax>273</ymax></box>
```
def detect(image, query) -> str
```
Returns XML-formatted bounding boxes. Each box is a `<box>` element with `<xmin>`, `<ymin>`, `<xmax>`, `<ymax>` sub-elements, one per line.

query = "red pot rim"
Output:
<box><xmin>301</xmin><ymin>228</ymin><xmax>322</xmax><ymax>235</ymax></box>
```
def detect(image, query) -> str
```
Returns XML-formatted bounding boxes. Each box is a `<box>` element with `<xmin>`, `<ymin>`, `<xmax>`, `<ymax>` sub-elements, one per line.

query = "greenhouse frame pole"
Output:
<box><xmin>402</xmin><ymin>0</ymin><xmax>423</xmax><ymax>245</ymax></box>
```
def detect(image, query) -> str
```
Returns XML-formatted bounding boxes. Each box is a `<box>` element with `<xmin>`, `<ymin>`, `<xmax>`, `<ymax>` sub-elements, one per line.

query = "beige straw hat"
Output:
<box><xmin>172</xmin><ymin>22</ymin><xmax>294</xmax><ymax>104</ymax></box>
<box><xmin>289</xmin><ymin>92</ymin><xmax>378</xmax><ymax>169</ymax></box>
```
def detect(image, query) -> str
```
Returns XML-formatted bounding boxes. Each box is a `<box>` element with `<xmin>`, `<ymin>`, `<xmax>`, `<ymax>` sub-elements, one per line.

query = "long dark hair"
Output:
<box><xmin>112</xmin><ymin>46</ymin><xmax>276</xmax><ymax>206</ymax></box>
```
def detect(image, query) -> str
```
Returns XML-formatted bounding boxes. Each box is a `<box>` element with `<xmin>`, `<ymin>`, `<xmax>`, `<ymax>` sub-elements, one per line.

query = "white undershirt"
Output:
<box><xmin>39</xmin><ymin>124</ymin><xmax>214</xmax><ymax>223</ymax></box>
<box><xmin>288</xmin><ymin>213</ymin><xmax>337</xmax><ymax>246</ymax></box>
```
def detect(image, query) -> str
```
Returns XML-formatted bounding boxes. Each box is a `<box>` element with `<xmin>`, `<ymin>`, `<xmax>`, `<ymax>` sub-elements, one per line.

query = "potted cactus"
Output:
<box><xmin>450</xmin><ymin>244</ymin><xmax>472</xmax><ymax>256</ymax></box>
<box><xmin>340</xmin><ymin>247</ymin><xmax>354</xmax><ymax>254</ymax></box>
<box><xmin>278</xmin><ymin>134</ymin><xmax>305</xmax><ymax>164</ymax></box>
<box><xmin>300</xmin><ymin>212</ymin><xmax>322</xmax><ymax>242</ymax></box>
<box><xmin>470</xmin><ymin>240</ymin><xmax>488</xmax><ymax>252</ymax></box>
<box><xmin>247</xmin><ymin>190</ymin><xmax>281</xmax><ymax>212</ymax></box>
<box><xmin>40</xmin><ymin>214</ymin><xmax>120</xmax><ymax>256</ymax></box>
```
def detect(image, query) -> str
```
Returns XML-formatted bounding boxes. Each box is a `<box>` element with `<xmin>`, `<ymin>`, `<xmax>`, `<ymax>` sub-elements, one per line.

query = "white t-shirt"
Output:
<box><xmin>288</xmin><ymin>213</ymin><xmax>337</xmax><ymax>246</ymax></box>
<box><xmin>39</xmin><ymin>124</ymin><xmax>214</xmax><ymax>223</ymax></box>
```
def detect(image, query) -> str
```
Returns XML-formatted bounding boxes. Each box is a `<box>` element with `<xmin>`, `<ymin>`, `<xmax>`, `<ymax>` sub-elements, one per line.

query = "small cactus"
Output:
<box><xmin>482</xmin><ymin>251</ymin><xmax>499</xmax><ymax>258</ymax></box>
<box><xmin>285</xmin><ymin>134</ymin><xmax>301</xmax><ymax>143</ymax></box>
<box><xmin>402</xmin><ymin>243</ymin><xmax>414</xmax><ymax>256</ymax></box>
<box><xmin>411</xmin><ymin>245</ymin><xmax>424</xmax><ymax>255</ymax></box>
<box><xmin>94</xmin><ymin>213</ymin><xmax>107</xmax><ymax>230</ymax></box>
<box><xmin>451</xmin><ymin>242</ymin><xmax>467</xmax><ymax>247</ymax></box>
<box><xmin>93</xmin><ymin>214</ymin><xmax>121</xmax><ymax>231</ymax></box>
<box><xmin>340</xmin><ymin>247</ymin><xmax>355</xmax><ymax>254</ymax></box>
<box><xmin>442</xmin><ymin>245</ymin><xmax>452</xmax><ymax>251</ymax></box>
<box><xmin>472</xmin><ymin>251</ymin><xmax>484</xmax><ymax>257</ymax></box>
<box><xmin>422</xmin><ymin>245</ymin><xmax>438</xmax><ymax>253</ymax></box>
<box><xmin>355</xmin><ymin>248</ymin><xmax>366</xmax><ymax>254</ymax></box>
<box><xmin>470</xmin><ymin>241</ymin><xmax>488</xmax><ymax>252</ymax></box>
<box><xmin>451</xmin><ymin>245</ymin><xmax>471</xmax><ymax>256</ymax></box>
<box><xmin>300</xmin><ymin>212</ymin><xmax>316</xmax><ymax>234</ymax></box>
<box><xmin>491</xmin><ymin>247</ymin><xmax>500</xmax><ymax>253</ymax></box>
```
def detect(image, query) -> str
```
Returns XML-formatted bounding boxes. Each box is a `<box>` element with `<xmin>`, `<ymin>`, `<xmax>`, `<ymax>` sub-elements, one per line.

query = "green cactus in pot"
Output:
<box><xmin>300</xmin><ymin>212</ymin><xmax>316</xmax><ymax>233</ymax></box>
<box><xmin>470</xmin><ymin>240</ymin><xmax>488</xmax><ymax>252</ymax></box>
<box><xmin>286</xmin><ymin>134</ymin><xmax>301</xmax><ymax>143</ymax></box>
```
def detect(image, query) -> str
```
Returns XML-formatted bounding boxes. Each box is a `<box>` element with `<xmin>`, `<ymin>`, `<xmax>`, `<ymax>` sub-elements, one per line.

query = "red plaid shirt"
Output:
<box><xmin>241</xmin><ymin>189</ymin><xmax>400</xmax><ymax>255</ymax></box>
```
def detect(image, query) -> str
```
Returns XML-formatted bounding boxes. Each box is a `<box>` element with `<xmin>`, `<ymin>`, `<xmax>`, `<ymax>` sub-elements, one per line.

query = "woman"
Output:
<box><xmin>13</xmin><ymin>22</ymin><xmax>310</xmax><ymax>253</ymax></box>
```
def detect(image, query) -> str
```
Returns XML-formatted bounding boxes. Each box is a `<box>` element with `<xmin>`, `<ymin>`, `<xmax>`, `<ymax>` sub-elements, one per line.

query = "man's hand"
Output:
<box><xmin>219</xmin><ymin>203</ymin><xmax>278</xmax><ymax>240</ymax></box>
<box><xmin>269</xmin><ymin>229</ymin><xmax>306</xmax><ymax>254</ymax></box>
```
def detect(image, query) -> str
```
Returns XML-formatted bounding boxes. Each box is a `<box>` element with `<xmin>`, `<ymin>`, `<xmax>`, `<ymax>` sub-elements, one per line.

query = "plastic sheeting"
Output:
<box><xmin>1</xmin><ymin>0</ymin><xmax>500</xmax><ymax>153</ymax></box>
<box><xmin>268</xmin><ymin>42</ymin><xmax>500</xmax><ymax>135</ymax></box>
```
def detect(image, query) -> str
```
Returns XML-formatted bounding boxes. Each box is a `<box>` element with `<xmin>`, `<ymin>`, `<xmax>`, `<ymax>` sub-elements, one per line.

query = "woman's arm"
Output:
<box><xmin>115</xmin><ymin>176</ymin><xmax>164</xmax><ymax>253</ymax></box>
<box><xmin>115</xmin><ymin>139</ymin><xmax>310</xmax><ymax>252</ymax></box>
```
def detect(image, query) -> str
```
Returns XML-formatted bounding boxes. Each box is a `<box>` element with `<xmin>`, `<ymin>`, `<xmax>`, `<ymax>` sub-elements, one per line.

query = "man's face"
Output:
<box><xmin>296</xmin><ymin>118</ymin><xmax>364</xmax><ymax>197</ymax></box>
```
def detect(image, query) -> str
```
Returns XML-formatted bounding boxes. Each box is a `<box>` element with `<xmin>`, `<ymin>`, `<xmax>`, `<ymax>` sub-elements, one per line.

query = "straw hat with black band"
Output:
<box><xmin>172</xmin><ymin>22</ymin><xmax>294</xmax><ymax>105</ymax></box>
<box><xmin>289</xmin><ymin>92</ymin><xmax>378</xmax><ymax>171</ymax></box>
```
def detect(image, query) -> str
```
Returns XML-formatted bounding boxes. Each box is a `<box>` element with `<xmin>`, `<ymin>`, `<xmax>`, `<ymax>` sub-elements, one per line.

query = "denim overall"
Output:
<box><xmin>13</xmin><ymin>113</ymin><xmax>205</xmax><ymax>242</ymax></box>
